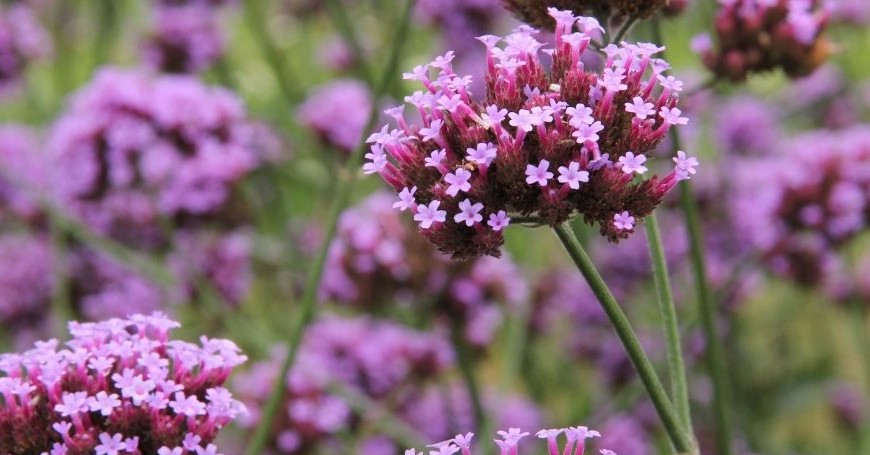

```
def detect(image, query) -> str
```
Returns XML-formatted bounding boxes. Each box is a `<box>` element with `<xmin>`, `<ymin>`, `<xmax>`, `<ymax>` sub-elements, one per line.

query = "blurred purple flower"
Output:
<box><xmin>143</xmin><ymin>5</ymin><xmax>225</xmax><ymax>74</ymax></box>
<box><xmin>298</xmin><ymin>79</ymin><xmax>372</xmax><ymax>152</ymax></box>
<box><xmin>0</xmin><ymin>4</ymin><xmax>50</xmax><ymax>96</ymax></box>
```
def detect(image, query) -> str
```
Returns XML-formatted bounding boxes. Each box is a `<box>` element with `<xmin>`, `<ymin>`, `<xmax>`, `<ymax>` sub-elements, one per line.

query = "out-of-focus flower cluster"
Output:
<box><xmin>321</xmin><ymin>192</ymin><xmax>528</xmax><ymax>348</ymax></box>
<box><xmin>298</xmin><ymin>79</ymin><xmax>372</xmax><ymax>153</ymax></box>
<box><xmin>45</xmin><ymin>67</ymin><xmax>267</xmax><ymax>311</ymax></box>
<box><xmin>0</xmin><ymin>4</ymin><xmax>50</xmax><ymax>96</ymax></box>
<box><xmin>0</xmin><ymin>312</ymin><xmax>247</xmax><ymax>454</ymax></box>
<box><xmin>693</xmin><ymin>0</ymin><xmax>830</xmax><ymax>82</ymax></box>
<box><xmin>365</xmin><ymin>9</ymin><xmax>697</xmax><ymax>258</ymax></box>
<box><xmin>143</xmin><ymin>0</ymin><xmax>236</xmax><ymax>74</ymax></box>
<box><xmin>235</xmin><ymin>314</ymin><xmax>544</xmax><ymax>454</ymax></box>
<box><xmin>234</xmin><ymin>316</ymin><xmax>450</xmax><ymax>454</ymax></box>
<box><xmin>731</xmin><ymin>126</ymin><xmax>870</xmax><ymax>295</ymax></box>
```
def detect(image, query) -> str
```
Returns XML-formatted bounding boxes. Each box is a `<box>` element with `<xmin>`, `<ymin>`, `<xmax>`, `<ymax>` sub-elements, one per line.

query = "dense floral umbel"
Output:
<box><xmin>731</xmin><ymin>126</ymin><xmax>870</xmax><ymax>290</ymax></box>
<box><xmin>321</xmin><ymin>192</ymin><xmax>528</xmax><ymax>347</ymax></box>
<box><xmin>0</xmin><ymin>312</ymin><xmax>247</xmax><ymax>454</ymax></box>
<box><xmin>298</xmin><ymin>79</ymin><xmax>372</xmax><ymax>152</ymax></box>
<box><xmin>0</xmin><ymin>4</ymin><xmax>50</xmax><ymax>96</ymax></box>
<box><xmin>364</xmin><ymin>9</ymin><xmax>696</xmax><ymax>258</ymax></box>
<box><xmin>234</xmin><ymin>316</ymin><xmax>453</xmax><ymax>454</ymax></box>
<box><xmin>692</xmin><ymin>0</ymin><xmax>830</xmax><ymax>82</ymax></box>
<box><xmin>502</xmin><ymin>0</ymin><xmax>670</xmax><ymax>28</ymax></box>
<box><xmin>405</xmin><ymin>426</ymin><xmax>614</xmax><ymax>455</ymax></box>
<box><xmin>142</xmin><ymin>4</ymin><xmax>226</xmax><ymax>74</ymax></box>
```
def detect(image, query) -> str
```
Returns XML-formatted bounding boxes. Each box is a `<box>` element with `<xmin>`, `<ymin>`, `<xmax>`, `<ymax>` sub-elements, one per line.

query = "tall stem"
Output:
<box><xmin>553</xmin><ymin>223</ymin><xmax>695</xmax><ymax>454</ymax></box>
<box><xmin>450</xmin><ymin>328</ymin><xmax>488</xmax><ymax>440</ymax></box>
<box><xmin>646</xmin><ymin>213</ymin><xmax>693</xmax><ymax>431</ymax></box>
<box><xmin>652</xmin><ymin>16</ymin><xmax>733</xmax><ymax>455</ymax></box>
<box><xmin>243</xmin><ymin>1</ymin><xmax>417</xmax><ymax>453</ymax></box>
<box><xmin>847</xmin><ymin>302</ymin><xmax>870</xmax><ymax>452</ymax></box>
<box><xmin>243</xmin><ymin>0</ymin><xmax>301</xmax><ymax>104</ymax></box>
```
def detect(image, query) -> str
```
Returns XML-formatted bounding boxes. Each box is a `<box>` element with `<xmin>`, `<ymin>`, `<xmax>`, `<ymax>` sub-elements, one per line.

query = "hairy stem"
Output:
<box><xmin>653</xmin><ymin>16</ymin><xmax>733</xmax><ymax>454</ymax></box>
<box><xmin>646</xmin><ymin>213</ymin><xmax>693</xmax><ymax>431</ymax></box>
<box><xmin>553</xmin><ymin>222</ymin><xmax>695</xmax><ymax>454</ymax></box>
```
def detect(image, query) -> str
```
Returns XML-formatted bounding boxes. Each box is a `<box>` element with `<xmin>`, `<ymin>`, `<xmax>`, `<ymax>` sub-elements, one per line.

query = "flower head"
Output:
<box><xmin>0</xmin><ymin>313</ymin><xmax>246</xmax><ymax>454</ymax></box>
<box><xmin>363</xmin><ymin>10</ymin><xmax>695</xmax><ymax>258</ymax></box>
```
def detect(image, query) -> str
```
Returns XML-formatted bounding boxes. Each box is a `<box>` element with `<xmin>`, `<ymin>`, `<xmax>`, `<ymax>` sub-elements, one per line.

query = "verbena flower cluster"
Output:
<box><xmin>321</xmin><ymin>192</ymin><xmax>528</xmax><ymax>347</ymax></box>
<box><xmin>364</xmin><ymin>9</ymin><xmax>697</xmax><ymax>258</ymax></box>
<box><xmin>502</xmin><ymin>0</ymin><xmax>674</xmax><ymax>29</ymax></box>
<box><xmin>0</xmin><ymin>4</ymin><xmax>50</xmax><ymax>96</ymax></box>
<box><xmin>50</xmin><ymin>68</ymin><xmax>264</xmax><ymax>241</ymax></box>
<box><xmin>234</xmin><ymin>316</ymin><xmax>454</xmax><ymax>454</ymax></box>
<box><xmin>142</xmin><ymin>0</ymin><xmax>236</xmax><ymax>73</ymax></box>
<box><xmin>405</xmin><ymin>426</ymin><xmax>614</xmax><ymax>455</ymax></box>
<box><xmin>47</xmin><ymin>68</ymin><xmax>269</xmax><ymax>309</ymax></box>
<box><xmin>731</xmin><ymin>126</ymin><xmax>870</xmax><ymax>291</ymax></box>
<box><xmin>298</xmin><ymin>79</ymin><xmax>372</xmax><ymax>152</ymax></box>
<box><xmin>0</xmin><ymin>312</ymin><xmax>247</xmax><ymax>454</ymax></box>
<box><xmin>142</xmin><ymin>3</ymin><xmax>226</xmax><ymax>74</ymax></box>
<box><xmin>692</xmin><ymin>0</ymin><xmax>830</xmax><ymax>82</ymax></box>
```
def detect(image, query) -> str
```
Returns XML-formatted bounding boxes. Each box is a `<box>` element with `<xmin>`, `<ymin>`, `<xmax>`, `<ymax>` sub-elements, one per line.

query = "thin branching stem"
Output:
<box><xmin>653</xmin><ymin>17</ymin><xmax>733</xmax><ymax>455</ymax></box>
<box><xmin>553</xmin><ymin>222</ymin><xmax>695</xmax><ymax>454</ymax></box>
<box><xmin>243</xmin><ymin>1</ymin><xmax>417</xmax><ymax>453</ymax></box>
<box><xmin>646</xmin><ymin>213</ymin><xmax>693</xmax><ymax>431</ymax></box>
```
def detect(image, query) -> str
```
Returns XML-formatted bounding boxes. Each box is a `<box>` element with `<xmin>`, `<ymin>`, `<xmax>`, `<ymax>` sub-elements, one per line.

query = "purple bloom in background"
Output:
<box><xmin>731</xmin><ymin>126</ymin><xmax>870</xmax><ymax>292</ymax></box>
<box><xmin>828</xmin><ymin>0</ymin><xmax>870</xmax><ymax>25</ymax></box>
<box><xmin>234</xmin><ymin>315</ymin><xmax>453</xmax><ymax>454</ymax></box>
<box><xmin>598</xmin><ymin>414</ymin><xmax>654</xmax><ymax>455</ymax></box>
<box><xmin>0</xmin><ymin>4</ymin><xmax>50</xmax><ymax>96</ymax></box>
<box><xmin>298</xmin><ymin>79</ymin><xmax>372</xmax><ymax>152</ymax></box>
<box><xmin>69</xmin><ymin>247</ymin><xmax>165</xmax><ymax>321</ymax></box>
<box><xmin>50</xmin><ymin>68</ymin><xmax>267</xmax><ymax>239</ymax></box>
<box><xmin>320</xmin><ymin>192</ymin><xmax>528</xmax><ymax>348</ymax></box>
<box><xmin>415</xmin><ymin>0</ymin><xmax>504</xmax><ymax>53</ymax></box>
<box><xmin>0</xmin><ymin>312</ymin><xmax>247</xmax><ymax>454</ymax></box>
<box><xmin>715</xmin><ymin>96</ymin><xmax>781</xmax><ymax>156</ymax></box>
<box><xmin>0</xmin><ymin>233</ymin><xmax>54</xmax><ymax>348</ymax></box>
<box><xmin>404</xmin><ymin>381</ymin><xmax>545</xmax><ymax>444</ymax></box>
<box><xmin>168</xmin><ymin>229</ymin><xmax>253</xmax><ymax>305</ymax></box>
<box><xmin>695</xmin><ymin>0</ymin><xmax>830</xmax><ymax>81</ymax></box>
<box><xmin>0</xmin><ymin>124</ymin><xmax>47</xmax><ymax>224</ymax></box>
<box><xmin>142</xmin><ymin>5</ymin><xmax>226</xmax><ymax>74</ymax></box>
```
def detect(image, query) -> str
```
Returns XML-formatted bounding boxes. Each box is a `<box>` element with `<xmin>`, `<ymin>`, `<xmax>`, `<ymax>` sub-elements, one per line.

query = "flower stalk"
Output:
<box><xmin>646</xmin><ymin>213</ymin><xmax>693</xmax><ymax>430</ymax></box>
<box><xmin>243</xmin><ymin>1</ymin><xmax>417</xmax><ymax>453</ymax></box>
<box><xmin>553</xmin><ymin>222</ymin><xmax>696</xmax><ymax>454</ymax></box>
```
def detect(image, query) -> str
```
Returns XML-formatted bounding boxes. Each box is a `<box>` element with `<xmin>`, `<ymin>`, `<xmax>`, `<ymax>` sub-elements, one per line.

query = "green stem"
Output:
<box><xmin>243</xmin><ymin>0</ymin><xmax>301</xmax><ymax>104</ymax></box>
<box><xmin>243</xmin><ymin>1</ymin><xmax>417</xmax><ymax>453</ymax></box>
<box><xmin>324</xmin><ymin>0</ymin><xmax>374</xmax><ymax>85</ymax></box>
<box><xmin>646</xmin><ymin>213</ymin><xmax>693</xmax><ymax>431</ymax></box>
<box><xmin>653</xmin><ymin>16</ymin><xmax>733</xmax><ymax>455</ymax></box>
<box><xmin>848</xmin><ymin>302</ymin><xmax>870</xmax><ymax>452</ymax></box>
<box><xmin>552</xmin><ymin>223</ymin><xmax>695</xmax><ymax>454</ymax></box>
<box><xmin>450</xmin><ymin>328</ymin><xmax>488</xmax><ymax>439</ymax></box>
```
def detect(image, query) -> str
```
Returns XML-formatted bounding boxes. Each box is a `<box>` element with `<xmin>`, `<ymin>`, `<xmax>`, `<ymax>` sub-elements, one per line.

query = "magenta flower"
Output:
<box><xmin>406</xmin><ymin>425</ymin><xmax>612</xmax><ymax>455</ymax></box>
<box><xmin>614</xmin><ymin>211</ymin><xmax>635</xmax><ymax>231</ymax></box>
<box><xmin>0</xmin><ymin>312</ymin><xmax>246</xmax><ymax>454</ymax></box>
<box><xmin>363</xmin><ymin>9</ymin><xmax>697</xmax><ymax>258</ymax></box>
